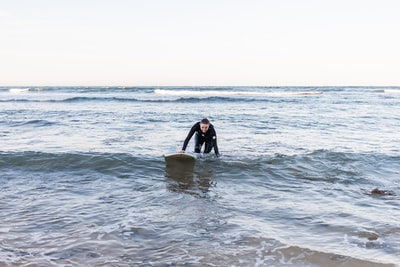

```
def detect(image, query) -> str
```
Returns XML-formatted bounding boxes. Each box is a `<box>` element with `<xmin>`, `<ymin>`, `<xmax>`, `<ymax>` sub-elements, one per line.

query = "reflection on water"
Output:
<box><xmin>165</xmin><ymin>160</ymin><xmax>215</xmax><ymax>197</ymax></box>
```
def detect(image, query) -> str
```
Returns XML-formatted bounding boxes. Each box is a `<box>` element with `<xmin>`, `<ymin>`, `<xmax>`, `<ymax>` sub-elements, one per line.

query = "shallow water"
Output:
<box><xmin>1</xmin><ymin>86</ymin><xmax>399</xmax><ymax>266</ymax></box>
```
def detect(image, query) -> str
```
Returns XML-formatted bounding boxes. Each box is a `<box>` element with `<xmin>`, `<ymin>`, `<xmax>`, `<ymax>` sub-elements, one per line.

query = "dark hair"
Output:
<box><xmin>200</xmin><ymin>118</ymin><xmax>210</xmax><ymax>124</ymax></box>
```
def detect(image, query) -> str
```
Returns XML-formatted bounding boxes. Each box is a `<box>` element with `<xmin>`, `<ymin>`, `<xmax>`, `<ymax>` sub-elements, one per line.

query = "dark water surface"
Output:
<box><xmin>1</xmin><ymin>87</ymin><xmax>399</xmax><ymax>266</ymax></box>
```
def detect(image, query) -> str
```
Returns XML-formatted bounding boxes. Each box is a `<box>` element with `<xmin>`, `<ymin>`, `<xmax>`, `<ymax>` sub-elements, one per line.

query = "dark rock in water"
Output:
<box><xmin>358</xmin><ymin>230</ymin><xmax>379</xmax><ymax>241</ymax></box>
<box><xmin>371</xmin><ymin>188</ymin><xmax>395</xmax><ymax>196</ymax></box>
<box><xmin>371</xmin><ymin>188</ymin><xmax>385</xmax><ymax>195</ymax></box>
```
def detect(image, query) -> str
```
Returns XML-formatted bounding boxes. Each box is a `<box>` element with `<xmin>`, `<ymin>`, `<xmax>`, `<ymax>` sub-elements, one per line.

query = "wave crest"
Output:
<box><xmin>154</xmin><ymin>89</ymin><xmax>321</xmax><ymax>97</ymax></box>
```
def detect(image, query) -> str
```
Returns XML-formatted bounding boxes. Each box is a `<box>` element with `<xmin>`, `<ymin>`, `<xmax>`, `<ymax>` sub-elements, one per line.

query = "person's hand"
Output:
<box><xmin>179</xmin><ymin>150</ymin><xmax>185</xmax><ymax>153</ymax></box>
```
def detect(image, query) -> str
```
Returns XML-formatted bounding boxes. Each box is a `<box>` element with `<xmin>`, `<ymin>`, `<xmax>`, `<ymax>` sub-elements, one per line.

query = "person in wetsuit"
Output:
<box><xmin>180</xmin><ymin>118</ymin><xmax>220</xmax><ymax>157</ymax></box>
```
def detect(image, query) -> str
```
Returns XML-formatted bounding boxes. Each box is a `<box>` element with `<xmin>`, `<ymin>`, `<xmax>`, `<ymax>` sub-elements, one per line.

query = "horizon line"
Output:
<box><xmin>1</xmin><ymin>85</ymin><xmax>400</xmax><ymax>88</ymax></box>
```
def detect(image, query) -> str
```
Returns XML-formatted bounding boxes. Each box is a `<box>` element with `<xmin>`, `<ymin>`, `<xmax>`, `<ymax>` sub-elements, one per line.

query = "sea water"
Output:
<box><xmin>0</xmin><ymin>86</ymin><xmax>399</xmax><ymax>266</ymax></box>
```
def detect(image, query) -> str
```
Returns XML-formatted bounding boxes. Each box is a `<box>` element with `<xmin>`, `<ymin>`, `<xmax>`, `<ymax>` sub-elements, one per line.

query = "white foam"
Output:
<box><xmin>0</xmin><ymin>227</ymin><xmax>11</xmax><ymax>233</ymax></box>
<box><xmin>154</xmin><ymin>89</ymin><xmax>321</xmax><ymax>97</ymax></box>
<box><xmin>9</xmin><ymin>88</ymin><xmax>30</xmax><ymax>93</ymax></box>
<box><xmin>384</xmin><ymin>89</ymin><xmax>400</xmax><ymax>94</ymax></box>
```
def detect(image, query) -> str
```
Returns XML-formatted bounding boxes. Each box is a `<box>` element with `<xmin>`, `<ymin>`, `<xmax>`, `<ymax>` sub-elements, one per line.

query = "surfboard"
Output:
<box><xmin>163</xmin><ymin>153</ymin><xmax>196</xmax><ymax>165</ymax></box>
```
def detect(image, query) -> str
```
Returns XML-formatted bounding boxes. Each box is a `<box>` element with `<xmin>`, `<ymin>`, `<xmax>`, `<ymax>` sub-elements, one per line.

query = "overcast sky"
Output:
<box><xmin>1</xmin><ymin>0</ymin><xmax>399</xmax><ymax>86</ymax></box>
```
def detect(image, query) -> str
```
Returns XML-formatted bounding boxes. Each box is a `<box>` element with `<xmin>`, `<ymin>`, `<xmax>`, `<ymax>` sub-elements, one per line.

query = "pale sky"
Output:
<box><xmin>1</xmin><ymin>0</ymin><xmax>399</xmax><ymax>86</ymax></box>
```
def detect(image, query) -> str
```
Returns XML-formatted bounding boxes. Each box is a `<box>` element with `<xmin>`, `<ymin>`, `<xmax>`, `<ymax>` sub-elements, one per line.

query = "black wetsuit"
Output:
<box><xmin>182</xmin><ymin>122</ymin><xmax>219</xmax><ymax>156</ymax></box>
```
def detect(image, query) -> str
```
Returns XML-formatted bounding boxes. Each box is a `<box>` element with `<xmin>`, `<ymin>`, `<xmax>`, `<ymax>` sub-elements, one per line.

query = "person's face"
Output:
<box><xmin>200</xmin><ymin>123</ymin><xmax>209</xmax><ymax>133</ymax></box>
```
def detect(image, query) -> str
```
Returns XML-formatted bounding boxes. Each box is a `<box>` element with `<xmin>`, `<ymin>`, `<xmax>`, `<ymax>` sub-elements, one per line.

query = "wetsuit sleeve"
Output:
<box><xmin>212</xmin><ymin>129</ymin><xmax>220</xmax><ymax>156</ymax></box>
<box><xmin>181</xmin><ymin>123</ymin><xmax>198</xmax><ymax>151</ymax></box>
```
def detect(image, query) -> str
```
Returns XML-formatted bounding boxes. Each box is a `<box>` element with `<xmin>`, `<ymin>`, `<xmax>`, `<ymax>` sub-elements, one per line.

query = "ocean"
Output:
<box><xmin>0</xmin><ymin>86</ymin><xmax>399</xmax><ymax>266</ymax></box>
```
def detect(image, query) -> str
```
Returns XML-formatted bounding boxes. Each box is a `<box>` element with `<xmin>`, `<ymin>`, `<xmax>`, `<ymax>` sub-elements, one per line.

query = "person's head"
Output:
<box><xmin>200</xmin><ymin>118</ymin><xmax>210</xmax><ymax>133</ymax></box>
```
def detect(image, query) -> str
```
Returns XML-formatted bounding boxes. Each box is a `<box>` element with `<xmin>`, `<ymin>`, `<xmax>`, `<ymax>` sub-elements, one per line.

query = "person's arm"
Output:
<box><xmin>213</xmin><ymin>137</ymin><xmax>219</xmax><ymax>157</ymax></box>
<box><xmin>181</xmin><ymin>123</ymin><xmax>198</xmax><ymax>152</ymax></box>
<box><xmin>210</xmin><ymin>127</ymin><xmax>220</xmax><ymax>156</ymax></box>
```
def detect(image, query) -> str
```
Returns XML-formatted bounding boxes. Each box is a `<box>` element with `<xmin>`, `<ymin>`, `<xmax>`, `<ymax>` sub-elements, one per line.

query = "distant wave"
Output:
<box><xmin>0</xmin><ymin>96</ymin><xmax>230</xmax><ymax>103</ymax></box>
<box><xmin>0</xmin><ymin>96</ymin><xmax>297</xmax><ymax>103</ymax></box>
<box><xmin>8</xmin><ymin>88</ymin><xmax>30</xmax><ymax>93</ymax></box>
<box><xmin>6</xmin><ymin>87</ymin><xmax>48</xmax><ymax>93</ymax></box>
<box><xmin>384</xmin><ymin>89</ymin><xmax>400</xmax><ymax>94</ymax></box>
<box><xmin>154</xmin><ymin>89</ymin><xmax>322</xmax><ymax>97</ymax></box>
<box><xmin>0</xmin><ymin>97</ymin><xmax>141</xmax><ymax>103</ymax></box>
<box><xmin>10</xmin><ymin>119</ymin><xmax>56</xmax><ymax>127</ymax></box>
<box><xmin>61</xmin><ymin>96</ymin><xmax>140</xmax><ymax>103</ymax></box>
